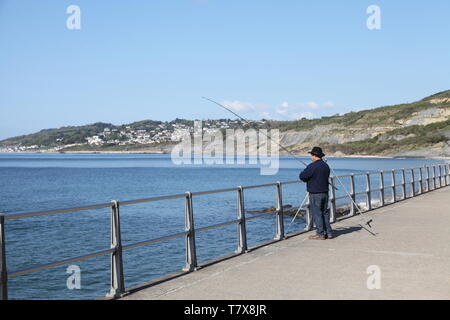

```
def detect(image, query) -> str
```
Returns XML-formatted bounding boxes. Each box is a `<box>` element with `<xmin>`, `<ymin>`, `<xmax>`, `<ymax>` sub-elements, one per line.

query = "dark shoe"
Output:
<box><xmin>308</xmin><ymin>234</ymin><xmax>326</xmax><ymax>240</ymax></box>
<box><xmin>326</xmin><ymin>233</ymin><xmax>334</xmax><ymax>239</ymax></box>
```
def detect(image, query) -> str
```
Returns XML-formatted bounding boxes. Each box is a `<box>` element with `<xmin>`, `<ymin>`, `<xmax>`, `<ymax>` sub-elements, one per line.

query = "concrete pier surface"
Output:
<box><xmin>121</xmin><ymin>187</ymin><xmax>450</xmax><ymax>300</ymax></box>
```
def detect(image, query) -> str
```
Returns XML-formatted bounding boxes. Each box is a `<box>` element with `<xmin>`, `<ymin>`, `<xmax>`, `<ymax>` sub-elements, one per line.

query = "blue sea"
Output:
<box><xmin>0</xmin><ymin>153</ymin><xmax>446</xmax><ymax>300</ymax></box>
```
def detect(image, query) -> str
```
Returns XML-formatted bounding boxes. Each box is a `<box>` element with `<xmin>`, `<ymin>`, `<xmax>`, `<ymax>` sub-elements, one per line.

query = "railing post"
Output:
<box><xmin>365</xmin><ymin>173</ymin><xmax>372</xmax><ymax>211</ymax></box>
<box><xmin>304</xmin><ymin>194</ymin><xmax>313</xmax><ymax>231</ymax></box>
<box><xmin>436</xmin><ymin>165</ymin><xmax>440</xmax><ymax>188</ymax></box>
<box><xmin>444</xmin><ymin>164</ymin><xmax>450</xmax><ymax>186</ymax></box>
<box><xmin>379</xmin><ymin>171</ymin><xmax>385</xmax><ymax>206</ymax></box>
<box><xmin>434</xmin><ymin>165</ymin><xmax>439</xmax><ymax>189</ymax></box>
<box><xmin>436</xmin><ymin>165</ymin><xmax>440</xmax><ymax>189</ymax></box>
<box><xmin>434</xmin><ymin>166</ymin><xmax>437</xmax><ymax>188</ymax></box>
<box><xmin>183</xmin><ymin>192</ymin><xmax>197</xmax><ymax>271</ymax></box>
<box><xmin>438</xmin><ymin>165</ymin><xmax>441</xmax><ymax>188</ymax></box>
<box><xmin>447</xmin><ymin>164</ymin><xmax>450</xmax><ymax>186</ymax></box>
<box><xmin>443</xmin><ymin>165</ymin><xmax>447</xmax><ymax>186</ymax></box>
<box><xmin>391</xmin><ymin>170</ymin><xmax>396</xmax><ymax>203</ymax></box>
<box><xmin>236</xmin><ymin>187</ymin><xmax>248</xmax><ymax>254</ymax></box>
<box><xmin>0</xmin><ymin>214</ymin><xmax>7</xmax><ymax>301</ymax></box>
<box><xmin>444</xmin><ymin>165</ymin><xmax>447</xmax><ymax>186</ymax></box>
<box><xmin>439</xmin><ymin>165</ymin><xmax>443</xmax><ymax>188</ymax></box>
<box><xmin>435</xmin><ymin>165</ymin><xmax>440</xmax><ymax>189</ymax></box>
<box><xmin>350</xmin><ymin>174</ymin><xmax>356</xmax><ymax>216</ymax></box>
<box><xmin>410</xmin><ymin>168</ymin><xmax>416</xmax><ymax>197</ymax></box>
<box><xmin>418</xmin><ymin>167</ymin><xmax>423</xmax><ymax>194</ymax></box>
<box><xmin>329</xmin><ymin>177</ymin><xmax>337</xmax><ymax>223</ymax></box>
<box><xmin>444</xmin><ymin>164</ymin><xmax>447</xmax><ymax>186</ymax></box>
<box><xmin>274</xmin><ymin>182</ymin><xmax>285</xmax><ymax>241</ymax></box>
<box><xmin>443</xmin><ymin>165</ymin><xmax>446</xmax><ymax>186</ymax></box>
<box><xmin>432</xmin><ymin>166</ymin><xmax>437</xmax><ymax>190</ymax></box>
<box><xmin>442</xmin><ymin>164</ymin><xmax>447</xmax><ymax>186</ymax></box>
<box><xmin>446</xmin><ymin>164</ymin><xmax>450</xmax><ymax>186</ymax></box>
<box><xmin>107</xmin><ymin>201</ymin><xmax>125</xmax><ymax>298</ymax></box>
<box><xmin>442</xmin><ymin>165</ymin><xmax>445</xmax><ymax>187</ymax></box>
<box><xmin>426</xmin><ymin>166</ymin><xmax>431</xmax><ymax>192</ymax></box>
<box><xmin>401</xmin><ymin>168</ymin><xmax>406</xmax><ymax>200</ymax></box>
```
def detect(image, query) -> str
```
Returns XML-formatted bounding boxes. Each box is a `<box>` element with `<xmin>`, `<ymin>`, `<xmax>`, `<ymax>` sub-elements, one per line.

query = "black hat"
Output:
<box><xmin>308</xmin><ymin>146</ymin><xmax>325</xmax><ymax>158</ymax></box>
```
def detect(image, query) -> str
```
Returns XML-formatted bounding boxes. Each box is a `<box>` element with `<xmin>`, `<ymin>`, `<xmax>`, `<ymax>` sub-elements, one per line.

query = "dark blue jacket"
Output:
<box><xmin>299</xmin><ymin>159</ymin><xmax>330</xmax><ymax>193</ymax></box>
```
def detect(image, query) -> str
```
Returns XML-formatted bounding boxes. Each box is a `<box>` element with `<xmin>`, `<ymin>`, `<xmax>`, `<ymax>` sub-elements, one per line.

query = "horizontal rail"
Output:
<box><xmin>337</xmin><ymin>167</ymin><xmax>438</xmax><ymax>178</ymax></box>
<box><xmin>8</xmin><ymin>248</ymin><xmax>115</xmax><ymax>278</ymax></box>
<box><xmin>245</xmin><ymin>211</ymin><xmax>277</xmax><ymax>221</ymax></box>
<box><xmin>195</xmin><ymin>219</ymin><xmax>241</xmax><ymax>233</ymax></box>
<box><xmin>280</xmin><ymin>180</ymin><xmax>302</xmax><ymax>185</ymax></box>
<box><xmin>242</xmin><ymin>183</ymin><xmax>278</xmax><ymax>190</ymax></box>
<box><xmin>120</xmin><ymin>193</ymin><xmax>186</xmax><ymax>205</ymax></box>
<box><xmin>5</xmin><ymin>202</ymin><xmax>113</xmax><ymax>220</ymax></box>
<box><xmin>191</xmin><ymin>188</ymin><xmax>238</xmax><ymax>196</ymax></box>
<box><xmin>122</xmin><ymin>231</ymin><xmax>188</xmax><ymax>251</ymax></box>
<box><xmin>336</xmin><ymin>173</ymin><xmax>370</xmax><ymax>178</ymax></box>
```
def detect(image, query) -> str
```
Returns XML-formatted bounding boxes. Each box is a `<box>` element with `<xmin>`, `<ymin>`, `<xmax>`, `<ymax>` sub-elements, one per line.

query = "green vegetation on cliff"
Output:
<box><xmin>323</xmin><ymin>119</ymin><xmax>450</xmax><ymax>155</ymax></box>
<box><xmin>268</xmin><ymin>95</ymin><xmax>450</xmax><ymax>132</ymax></box>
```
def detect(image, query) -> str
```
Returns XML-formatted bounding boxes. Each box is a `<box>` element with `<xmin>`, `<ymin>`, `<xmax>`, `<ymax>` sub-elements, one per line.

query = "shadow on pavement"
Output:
<box><xmin>331</xmin><ymin>226</ymin><xmax>363</xmax><ymax>238</ymax></box>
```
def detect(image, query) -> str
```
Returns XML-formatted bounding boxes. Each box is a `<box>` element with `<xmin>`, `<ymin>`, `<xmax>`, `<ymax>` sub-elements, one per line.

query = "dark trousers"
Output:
<box><xmin>309</xmin><ymin>192</ymin><xmax>332</xmax><ymax>236</ymax></box>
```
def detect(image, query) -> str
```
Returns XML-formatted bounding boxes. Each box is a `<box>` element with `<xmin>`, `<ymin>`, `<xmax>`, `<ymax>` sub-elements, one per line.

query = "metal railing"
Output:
<box><xmin>0</xmin><ymin>163</ymin><xmax>449</xmax><ymax>300</ymax></box>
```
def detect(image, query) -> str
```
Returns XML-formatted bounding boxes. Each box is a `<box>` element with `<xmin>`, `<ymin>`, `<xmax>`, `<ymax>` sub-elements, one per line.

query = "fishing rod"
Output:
<box><xmin>202</xmin><ymin>96</ymin><xmax>337</xmax><ymax>193</ymax></box>
<box><xmin>202</xmin><ymin>96</ymin><xmax>376</xmax><ymax>236</ymax></box>
<box><xmin>202</xmin><ymin>97</ymin><xmax>310</xmax><ymax>167</ymax></box>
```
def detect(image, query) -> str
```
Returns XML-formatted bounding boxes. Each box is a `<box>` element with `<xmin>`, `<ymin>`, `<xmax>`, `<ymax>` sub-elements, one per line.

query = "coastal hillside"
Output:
<box><xmin>277</xmin><ymin>90</ymin><xmax>450</xmax><ymax>157</ymax></box>
<box><xmin>1</xmin><ymin>90</ymin><xmax>449</xmax><ymax>157</ymax></box>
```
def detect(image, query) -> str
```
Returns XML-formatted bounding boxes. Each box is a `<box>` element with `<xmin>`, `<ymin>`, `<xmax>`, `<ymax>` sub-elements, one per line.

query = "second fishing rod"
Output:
<box><xmin>202</xmin><ymin>96</ymin><xmax>376</xmax><ymax>236</ymax></box>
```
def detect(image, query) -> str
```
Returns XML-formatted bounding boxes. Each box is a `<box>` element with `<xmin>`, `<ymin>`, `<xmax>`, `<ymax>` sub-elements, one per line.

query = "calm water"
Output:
<box><xmin>0</xmin><ymin>153</ymin><xmax>446</xmax><ymax>300</ymax></box>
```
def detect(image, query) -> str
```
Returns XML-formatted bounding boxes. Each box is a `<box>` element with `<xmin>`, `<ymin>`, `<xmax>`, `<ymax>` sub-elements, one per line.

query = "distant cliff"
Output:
<box><xmin>278</xmin><ymin>90</ymin><xmax>450</xmax><ymax>158</ymax></box>
<box><xmin>1</xmin><ymin>90</ymin><xmax>449</xmax><ymax>158</ymax></box>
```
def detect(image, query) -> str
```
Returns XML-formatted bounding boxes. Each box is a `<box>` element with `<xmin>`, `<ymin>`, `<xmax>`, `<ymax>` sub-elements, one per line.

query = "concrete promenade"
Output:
<box><xmin>122</xmin><ymin>187</ymin><xmax>450</xmax><ymax>300</ymax></box>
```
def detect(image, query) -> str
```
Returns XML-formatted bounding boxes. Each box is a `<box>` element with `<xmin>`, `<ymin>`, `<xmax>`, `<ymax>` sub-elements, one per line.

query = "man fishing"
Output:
<box><xmin>299</xmin><ymin>147</ymin><xmax>333</xmax><ymax>240</ymax></box>
<box><xmin>203</xmin><ymin>97</ymin><xmax>375</xmax><ymax>236</ymax></box>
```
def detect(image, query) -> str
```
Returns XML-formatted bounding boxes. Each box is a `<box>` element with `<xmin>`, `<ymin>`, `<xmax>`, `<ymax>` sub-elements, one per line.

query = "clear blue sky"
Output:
<box><xmin>1</xmin><ymin>0</ymin><xmax>449</xmax><ymax>139</ymax></box>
